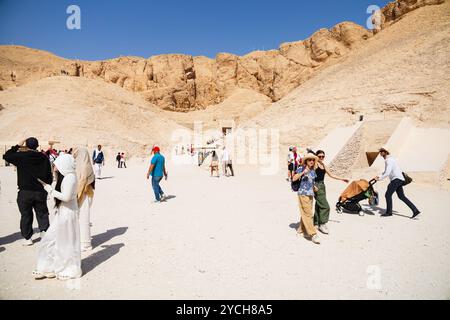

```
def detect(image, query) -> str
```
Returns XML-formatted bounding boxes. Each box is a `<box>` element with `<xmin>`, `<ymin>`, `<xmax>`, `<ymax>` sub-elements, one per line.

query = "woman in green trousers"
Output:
<box><xmin>314</xmin><ymin>150</ymin><xmax>349</xmax><ymax>234</ymax></box>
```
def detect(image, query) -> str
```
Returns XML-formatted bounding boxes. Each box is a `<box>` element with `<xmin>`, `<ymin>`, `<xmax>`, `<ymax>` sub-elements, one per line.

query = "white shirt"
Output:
<box><xmin>287</xmin><ymin>151</ymin><xmax>294</xmax><ymax>163</ymax></box>
<box><xmin>221</xmin><ymin>149</ymin><xmax>230</xmax><ymax>162</ymax></box>
<box><xmin>379</xmin><ymin>156</ymin><xmax>404</xmax><ymax>182</ymax></box>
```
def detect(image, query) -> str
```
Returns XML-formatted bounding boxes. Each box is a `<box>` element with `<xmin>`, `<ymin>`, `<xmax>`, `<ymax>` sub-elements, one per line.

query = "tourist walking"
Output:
<box><xmin>287</xmin><ymin>146</ymin><xmax>295</xmax><ymax>181</ymax></box>
<box><xmin>292</xmin><ymin>153</ymin><xmax>320</xmax><ymax>244</ymax></box>
<box><xmin>210</xmin><ymin>150</ymin><xmax>220</xmax><ymax>177</ymax></box>
<box><xmin>146</xmin><ymin>146</ymin><xmax>168</xmax><ymax>203</ymax></box>
<box><xmin>221</xmin><ymin>146</ymin><xmax>234</xmax><ymax>177</ymax></box>
<box><xmin>73</xmin><ymin>147</ymin><xmax>95</xmax><ymax>251</ymax></box>
<box><xmin>34</xmin><ymin>154</ymin><xmax>82</xmax><ymax>280</ymax></box>
<box><xmin>375</xmin><ymin>147</ymin><xmax>420</xmax><ymax>218</ymax></box>
<box><xmin>314</xmin><ymin>150</ymin><xmax>349</xmax><ymax>234</ymax></box>
<box><xmin>116</xmin><ymin>152</ymin><xmax>121</xmax><ymax>168</ymax></box>
<box><xmin>92</xmin><ymin>145</ymin><xmax>105</xmax><ymax>178</ymax></box>
<box><xmin>120</xmin><ymin>152</ymin><xmax>127</xmax><ymax>168</ymax></box>
<box><xmin>2</xmin><ymin>138</ymin><xmax>53</xmax><ymax>246</ymax></box>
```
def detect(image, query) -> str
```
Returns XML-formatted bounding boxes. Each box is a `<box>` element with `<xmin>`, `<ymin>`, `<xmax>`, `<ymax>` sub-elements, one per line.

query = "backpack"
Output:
<box><xmin>94</xmin><ymin>151</ymin><xmax>104</xmax><ymax>164</ymax></box>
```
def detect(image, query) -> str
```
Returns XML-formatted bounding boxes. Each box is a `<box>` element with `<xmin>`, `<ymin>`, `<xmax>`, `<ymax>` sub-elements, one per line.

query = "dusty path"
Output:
<box><xmin>1</xmin><ymin>159</ymin><xmax>449</xmax><ymax>299</ymax></box>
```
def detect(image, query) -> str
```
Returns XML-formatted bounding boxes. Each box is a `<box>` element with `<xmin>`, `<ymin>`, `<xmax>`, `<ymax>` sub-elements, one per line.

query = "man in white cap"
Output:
<box><xmin>375</xmin><ymin>147</ymin><xmax>420</xmax><ymax>219</ymax></box>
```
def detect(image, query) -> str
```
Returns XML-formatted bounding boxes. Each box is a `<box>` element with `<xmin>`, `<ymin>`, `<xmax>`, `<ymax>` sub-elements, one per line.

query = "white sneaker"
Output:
<box><xmin>318</xmin><ymin>224</ymin><xmax>329</xmax><ymax>235</ymax></box>
<box><xmin>40</xmin><ymin>231</ymin><xmax>46</xmax><ymax>239</ymax></box>
<box><xmin>311</xmin><ymin>235</ymin><xmax>321</xmax><ymax>244</ymax></box>
<box><xmin>22</xmin><ymin>238</ymin><xmax>33</xmax><ymax>246</ymax></box>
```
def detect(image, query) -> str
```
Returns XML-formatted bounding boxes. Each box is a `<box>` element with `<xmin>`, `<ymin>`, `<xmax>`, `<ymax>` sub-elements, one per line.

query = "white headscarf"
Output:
<box><xmin>53</xmin><ymin>154</ymin><xmax>76</xmax><ymax>176</ymax></box>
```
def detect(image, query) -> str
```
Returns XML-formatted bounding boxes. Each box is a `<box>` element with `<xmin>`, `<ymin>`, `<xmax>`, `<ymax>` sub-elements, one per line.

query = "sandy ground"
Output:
<box><xmin>0</xmin><ymin>157</ymin><xmax>449</xmax><ymax>300</ymax></box>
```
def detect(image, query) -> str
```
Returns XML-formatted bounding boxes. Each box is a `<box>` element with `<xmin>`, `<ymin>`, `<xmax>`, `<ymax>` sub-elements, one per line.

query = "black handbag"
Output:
<box><xmin>403</xmin><ymin>172</ymin><xmax>413</xmax><ymax>185</ymax></box>
<box><xmin>291</xmin><ymin>179</ymin><xmax>301</xmax><ymax>192</ymax></box>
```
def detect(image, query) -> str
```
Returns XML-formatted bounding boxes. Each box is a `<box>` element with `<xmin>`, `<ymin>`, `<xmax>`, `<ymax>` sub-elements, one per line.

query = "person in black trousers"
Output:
<box><xmin>116</xmin><ymin>152</ymin><xmax>121</xmax><ymax>168</ymax></box>
<box><xmin>3</xmin><ymin>137</ymin><xmax>53</xmax><ymax>245</ymax></box>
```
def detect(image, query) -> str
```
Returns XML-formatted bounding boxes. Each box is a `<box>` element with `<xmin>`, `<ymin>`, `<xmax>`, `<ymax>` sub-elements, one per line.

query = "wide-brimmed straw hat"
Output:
<box><xmin>302</xmin><ymin>153</ymin><xmax>318</xmax><ymax>166</ymax></box>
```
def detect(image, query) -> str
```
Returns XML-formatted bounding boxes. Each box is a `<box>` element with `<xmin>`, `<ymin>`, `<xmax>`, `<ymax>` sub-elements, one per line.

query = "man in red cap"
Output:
<box><xmin>146</xmin><ymin>145</ymin><xmax>168</xmax><ymax>202</ymax></box>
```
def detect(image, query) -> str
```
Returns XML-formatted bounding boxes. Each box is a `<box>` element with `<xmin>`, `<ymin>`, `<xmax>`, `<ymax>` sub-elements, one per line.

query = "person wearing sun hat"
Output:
<box><xmin>374</xmin><ymin>147</ymin><xmax>420</xmax><ymax>219</ymax></box>
<box><xmin>146</xmin><ymin>145</ymin><xmax>168</xmax><ymax>203</ymax></box>
<box><xmin>292</xmin><ymin>153</ymin><xmax>320</xmax><ymax>244</ymax></box>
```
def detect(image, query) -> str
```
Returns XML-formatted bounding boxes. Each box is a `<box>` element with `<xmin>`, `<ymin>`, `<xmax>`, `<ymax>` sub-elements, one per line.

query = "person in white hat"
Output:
<box><xmin>374</xmin><ymin>147</ymin><xmax>420</xmax><ymax>219</ymax></box>
<box><xmin>292</xmin><ymin>153</ymin><xmax>321</xmax><ymax>244</ymax></box>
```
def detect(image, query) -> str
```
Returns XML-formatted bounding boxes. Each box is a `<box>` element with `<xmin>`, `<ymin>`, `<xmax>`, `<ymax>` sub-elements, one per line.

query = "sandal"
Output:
<box><xmin>56</xmin><ymin>274</ymin><xmax>72</xmax><ymax>281</ymax></box>
<box><xmin>32</xmin><ymin>270</ymin><xmax>45</xmax><ymax>280</ymax></box>
<box><xmin>32</xmin><ymin>270</ymin><xmax>55</xmax><ymax>279</ymax></box>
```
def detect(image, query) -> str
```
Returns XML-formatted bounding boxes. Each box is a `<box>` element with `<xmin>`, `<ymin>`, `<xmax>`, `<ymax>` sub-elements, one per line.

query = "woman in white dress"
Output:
<box><xmin>33</xmin><ymin>154</ymin><xmax>82</xmax><ymax>280</ymax></box>
<box><xmin>73</xmin><ymin>147</ymin><xmax>95</xmax><ymax>251</ymax></box>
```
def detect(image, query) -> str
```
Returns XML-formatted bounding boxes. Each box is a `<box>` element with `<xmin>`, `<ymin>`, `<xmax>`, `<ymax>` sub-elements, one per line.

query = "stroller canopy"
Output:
<box><xmin>339</xmin><ymin>180</ymin><xmax>370</xmax><ymax>202</ymax></box>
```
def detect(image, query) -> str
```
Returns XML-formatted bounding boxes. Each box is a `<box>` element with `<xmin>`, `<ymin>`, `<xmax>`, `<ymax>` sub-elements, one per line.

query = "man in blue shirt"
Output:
<box><xmin>146</xmin><ymin>146</ymin><xmax>168</xmax><ymax>202</ymax></box>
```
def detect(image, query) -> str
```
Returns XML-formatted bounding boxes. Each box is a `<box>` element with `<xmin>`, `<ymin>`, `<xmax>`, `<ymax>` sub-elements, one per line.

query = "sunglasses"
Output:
<box><xmin>318</xmin><ymin>155</ymin><xmax>325</xmax><ymax>158</ymax></box>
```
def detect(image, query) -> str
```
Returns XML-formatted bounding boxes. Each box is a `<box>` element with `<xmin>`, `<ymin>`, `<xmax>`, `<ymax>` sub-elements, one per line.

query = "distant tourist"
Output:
<box><xmin>92</xmin><ymin>145</ymin><xmax>105</xmax><ymax>179</ymax></box>
<box><xmin>210</xmin><ymin>150</ymin><xmax>220</xmax><ymax>177</ymax></box>
<box><xmin>73</xmin><ymin>147</ymin><xmax>95</xmax><ymax>251</ymax></box>
<box><xmin>374</xmin><ymin>147</ymin><xmax>420</xmax><ymax>218</ymax></box>
<box><xmin>2</xmin><ymin>138</ymin><xmax>53</xmax><ymax>246</ymax></box>
<box><xmin>287</xmin><ymin>146</ymin><xmax>295</xmax><ymax>181</ymax></box>
<box><xmin>221</xmin><ymin>146</ymin><xmax>234</xmax><ymax>177</ymax></box>
<box><xmin>34</xmin><ymin>154</ymin><xmax>82</xmax><ymax>280</ymax></box>
<box><xmin>120</xmin><ymin>152</ymin><xmax>127</xmax><ymax>168</ymax></box>
<box><xmin>116</xmin><ymin>152</ymin><xmax>121</xmax><ymax>168</ymax></box>
<box><xmin>314</xmin><ymin>150</ymin><xmax>349</xmax><ymax>234</ymax></box>
<box><xmin>292</xmin><ymin>153</ymin><xmax>320</xmax><ymax>244</ymax></box>
<box><xmin>146</xmin><ymin>146</ymin><xmax>168</xmax><ymax>203</ymax></box>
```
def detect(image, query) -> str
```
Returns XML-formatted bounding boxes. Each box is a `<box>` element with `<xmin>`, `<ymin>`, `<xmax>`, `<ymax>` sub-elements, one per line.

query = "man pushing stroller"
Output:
<box><xmin>374</xmin><ymin>147</ymin><xmax>421</xmax><ymax>219</ymax></box>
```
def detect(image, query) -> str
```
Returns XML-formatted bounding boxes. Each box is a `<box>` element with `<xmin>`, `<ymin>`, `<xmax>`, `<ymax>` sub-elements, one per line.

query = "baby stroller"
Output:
<box><xmin>336</xmin><ymin>179</ymin><xmax>378</xmax><ymax>216</ymax></box>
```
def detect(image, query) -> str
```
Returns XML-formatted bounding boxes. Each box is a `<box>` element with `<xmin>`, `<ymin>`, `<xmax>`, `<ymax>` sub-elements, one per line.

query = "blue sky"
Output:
<box><xmin>0</xmin><ymin>0</ymin><xmax>390</xmax><ymax>61</ymax></box>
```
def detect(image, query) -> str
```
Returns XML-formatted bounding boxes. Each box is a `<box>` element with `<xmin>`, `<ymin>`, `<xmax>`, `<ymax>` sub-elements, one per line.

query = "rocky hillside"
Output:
<box><xmin>243</xmin><ymin>0</ymin><xmax>450</xmax><ymax>149</ymax></box>
<box><xmin>0</xmin><ymin>0</ymin><xmax>444</xmax><ymax>112</ymax></box>
<box><xmin>0</xmin><ymin>76</ymin><xmax>185</xmax><ymax>155</ymax></box>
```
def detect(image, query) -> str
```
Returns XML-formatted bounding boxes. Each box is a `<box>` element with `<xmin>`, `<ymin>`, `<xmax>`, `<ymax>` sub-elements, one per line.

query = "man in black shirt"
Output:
<box><xmin>3</xmin><ymin>137</ymin><xmax>53</xmax><ymax>246</ymax></box>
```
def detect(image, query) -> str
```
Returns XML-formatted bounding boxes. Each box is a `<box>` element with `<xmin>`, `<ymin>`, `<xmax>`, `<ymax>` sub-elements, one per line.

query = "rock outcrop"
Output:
<box><xmin>0</xmin><ymin>0</ymin><xmax>445</xmax><ymax>112</ymax></box>
<box><xmin>376</xmin><ymin>0</ymin><xmax>445</xmax><ymax>32</ymax></box>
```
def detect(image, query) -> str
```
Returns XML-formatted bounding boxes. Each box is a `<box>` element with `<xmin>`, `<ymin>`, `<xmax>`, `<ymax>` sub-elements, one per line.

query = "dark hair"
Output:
<box><xmin>54</xmin><ymin>171</ymin><xmax>64</xmax><ymax>208</ymax></box>
<box><xmin>212</xmin><ymin>150</ymin><xmax>216</xmax><ymax>157</ymax></box>
<box><xmin>25</xmin><ymin>137</ymin><xmax>39</xmax><ymax>150</ymax></box>
<box><xmin>315</xmin><ymin>150</ymin><xmax>325</xmax><ymax>156</ymax></box>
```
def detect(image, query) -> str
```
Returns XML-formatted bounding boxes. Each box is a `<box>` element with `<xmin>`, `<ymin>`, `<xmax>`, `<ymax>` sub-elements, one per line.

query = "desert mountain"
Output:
<box><xmin>0</xmin><ymin>76</ymin><xmax>185</xmax><ymax>156</ymax></box>
<box><xmin>1</xmin><ymin>0</ymin><xmax>444</xmax><ymax>112</ymax></box>
<box><xmin>243</xmin><ymin>0</ymin><xmax>450</xmax><ymax>148</ymax></box>
<box><xmin>0</xmin><ymin>0</ymin><xmax>448</xmax><ymax>157</ymax></box>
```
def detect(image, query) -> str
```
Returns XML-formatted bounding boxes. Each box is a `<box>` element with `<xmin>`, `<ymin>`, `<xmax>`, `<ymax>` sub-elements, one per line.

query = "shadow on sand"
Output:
<box><xmin>362</xmin><ymin>205</ymin><xmax>411</xmax><ymax>218</ymax></box>
<box><xmin>289</xmin><ymin>222</ymin><xmax>300</xmax><ymax>230</ymax></box>
<box><xmin>82</xmin><ymin>243</ymin><xmax>124</xmax><ymax>275</ymax></box>
<box><xmin>0</xmin><ymin>228</ymin><xmax>39</xmax><ymax>246</ymax></box>
<box><xmin>0</xmin><ymin>247</ymin><xmax>5</xmax><ymax>253</ymax></box>
<box><xmin>92</xmin><ymin>227</ymin><xmax>128</xmax><ymax>249</ymax></box>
